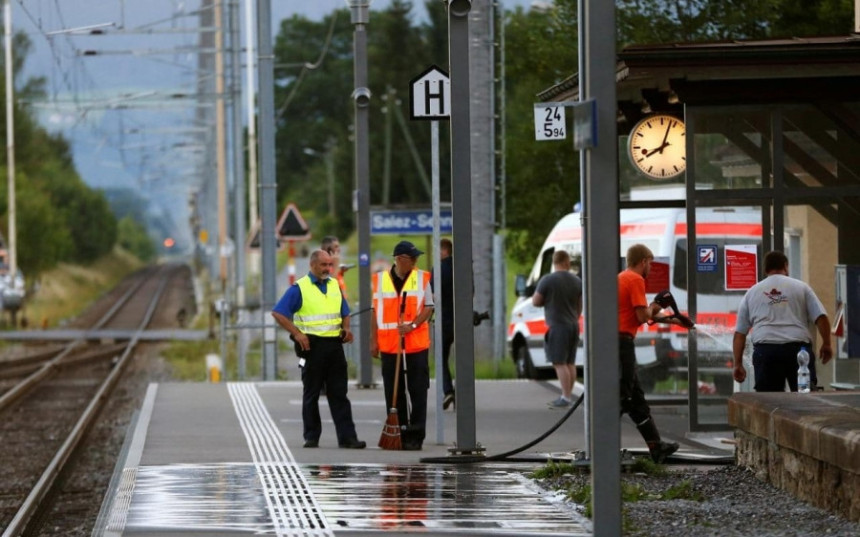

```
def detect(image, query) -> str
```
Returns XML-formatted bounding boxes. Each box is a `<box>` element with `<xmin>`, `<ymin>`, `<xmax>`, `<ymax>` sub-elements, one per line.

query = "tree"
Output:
<box><xmin>272</xmin><ymin>1</ymin><xmax>449</xmax><ymax>239</ymax></box>
<box><xmin>0</xmin><ymin>30</ymin><xmax>121</xmax><ymax>276</ymax></box>
<box><xmin>502</xmin><ymin>5</ymin><xmax>581</xmax><ymax>263</ymax></box>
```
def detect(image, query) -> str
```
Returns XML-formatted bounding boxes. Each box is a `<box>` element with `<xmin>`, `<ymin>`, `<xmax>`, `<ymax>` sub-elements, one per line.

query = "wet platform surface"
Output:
<box><xmin>122</xmin><ymin>463</ymin><xmax>587</xmax><ymax>535</ymax></box>
<box><xmin>96</xmin><ymin>380</ymin><xmax>732</xmax><ymax>536</ymax></box>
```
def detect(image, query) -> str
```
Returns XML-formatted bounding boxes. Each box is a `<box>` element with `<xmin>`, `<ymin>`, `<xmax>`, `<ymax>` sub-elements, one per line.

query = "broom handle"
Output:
<box><xmin>399</xmin><ymin>291</ymin><xmax>412</xmax><ymax>422</ymax></box>
<box><xmin>389</xmin><ymin>328</ymin><xmax>403</xmax><ymax>410</ymax></box>
<box><xmin>389</xmin><ymin>291</ymin><xmax>407</xmax><ymax>409</ymax></box>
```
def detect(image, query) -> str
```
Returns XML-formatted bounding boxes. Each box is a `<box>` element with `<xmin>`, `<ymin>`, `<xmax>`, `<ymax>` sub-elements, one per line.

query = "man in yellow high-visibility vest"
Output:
<box><xmin>371</xmin><ymin>241</ymin><xmax>435</xmax><ymax>451</ymax></box>
<box><xmin>272</xmin><ymin>249</ymin><xmax>365</xmax><ymax>449</ymax></box>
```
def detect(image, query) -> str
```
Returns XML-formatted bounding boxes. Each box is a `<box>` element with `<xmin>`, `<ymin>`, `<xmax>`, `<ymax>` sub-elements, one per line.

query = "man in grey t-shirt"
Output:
<box><xmin>533</xmin><ymin>250</ymin><xmax>583</xmax><ymax>408</ymax></box>
<box><xmin>732</xmin><ymin>250</ymin><xmax>833</xmax><ymax>391</ymax></box>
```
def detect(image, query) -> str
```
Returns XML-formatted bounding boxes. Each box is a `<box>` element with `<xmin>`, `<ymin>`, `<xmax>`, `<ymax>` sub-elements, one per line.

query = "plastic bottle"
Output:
<box><xmin>797</xmin><ymin>347</ymin><xmax>810</xmax><ymax>393</ymax></box>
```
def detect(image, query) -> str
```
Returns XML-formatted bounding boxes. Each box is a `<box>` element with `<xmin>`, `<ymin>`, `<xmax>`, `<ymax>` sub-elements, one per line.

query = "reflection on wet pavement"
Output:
<box><xmin>306</xmin><ymin>463</ymin><xmax>590</xmax><ymax>534</ymax></box>
<box><xmin>125</xmin><ymin>462</ymin><xmax>590</xmax><ymax>535</ymax></box>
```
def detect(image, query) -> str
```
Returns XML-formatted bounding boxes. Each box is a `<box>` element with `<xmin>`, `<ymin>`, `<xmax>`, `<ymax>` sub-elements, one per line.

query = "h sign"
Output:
<box><xmin>410</xmin><ymin>65</ymin><xmax>450</xmax><ymax>120</ymax></box>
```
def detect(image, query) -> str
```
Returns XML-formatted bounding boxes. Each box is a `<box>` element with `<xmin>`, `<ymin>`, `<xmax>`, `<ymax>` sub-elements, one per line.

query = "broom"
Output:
<box><xmin>379</xmin><ymin>292</ymin><xmax>408</xmax><ymax>450</ymax></box>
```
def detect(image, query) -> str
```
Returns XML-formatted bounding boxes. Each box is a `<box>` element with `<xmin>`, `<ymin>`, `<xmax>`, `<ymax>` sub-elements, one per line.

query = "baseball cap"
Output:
<box><xmin>392</xmin><ymin>240</ymin><xmax>423</xmax><ymax>257</ymax></box>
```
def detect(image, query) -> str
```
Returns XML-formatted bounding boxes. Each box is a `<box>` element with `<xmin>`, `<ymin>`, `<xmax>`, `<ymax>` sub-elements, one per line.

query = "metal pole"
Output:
<box><xmin>215</xmin><ymin>0</ymin><xmax>228</xmax><ymax>294</ymax></box>
<box><xmin>431</xmin><ymin>120</ymin><xmax>444</xmax><ymax>444</ymax></box>
<box><xmin>244</xmin><ymin>0</ymin><xmax>259</xmax><ymax>231</ymax></box>
<box><xmin>448</xmin><ymin>0</ymin><xmax>479</xmax><ymax>454</ymax></box>
<box><xmin>347</xmin><ymin>0</ymin><xmax>373</xmax><ymax>388</ymax></box>
<box><xmin>229</xmin><ymin>0</ymin><xmax>247</xmax><ymax>379</ymax></box>
<box><xmin>257</xmin><ymin>0</ymin><xmax>278</xmax><ymax>380</ymax></box>
<box><xmin>4</xmin><ymin>0</ymin><xmax>17</xmax><ymax>281</ymax></box>
<box><xmin>583</xmin><ymin>0</ymin><xmax>621</xmax><ymax>534</ymax></box>
<box><xmin>577</xmin><ymin>0</ymin><xmax>590</xmax><ymax>462</ymax></box>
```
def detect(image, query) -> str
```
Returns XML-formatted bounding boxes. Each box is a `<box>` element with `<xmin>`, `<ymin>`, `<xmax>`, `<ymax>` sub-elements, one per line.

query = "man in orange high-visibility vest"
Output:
<box><xmin>371</xmin><ymin>240</ymin><xmax>435</xmax><ymax>451</ymax></box>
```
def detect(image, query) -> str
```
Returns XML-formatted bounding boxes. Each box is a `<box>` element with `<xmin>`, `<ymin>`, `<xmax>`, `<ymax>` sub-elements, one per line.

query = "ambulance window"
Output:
<box><xmin>674</xmin><ymin>239</ymin><xmax>760</xmax><ymax>294</ymax></box>
<box><xmin>539</xmin><ymin>247</ymin><xmax>554</xmax><ymax>279</ymax></box>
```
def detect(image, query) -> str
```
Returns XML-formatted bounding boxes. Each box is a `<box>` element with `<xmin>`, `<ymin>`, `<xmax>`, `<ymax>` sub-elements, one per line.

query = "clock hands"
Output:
<box><xmin>643</xmin><ymin>121</ymin><xmax>673</xmax><ymax>158</ymax></box>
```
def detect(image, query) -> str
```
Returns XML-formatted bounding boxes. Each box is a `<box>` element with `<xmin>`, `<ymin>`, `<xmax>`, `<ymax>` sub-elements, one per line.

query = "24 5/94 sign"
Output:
<box><xmin>534</xmin><ymin>104</ymin><xmax>566</xmax><ymax>141</ymax></box>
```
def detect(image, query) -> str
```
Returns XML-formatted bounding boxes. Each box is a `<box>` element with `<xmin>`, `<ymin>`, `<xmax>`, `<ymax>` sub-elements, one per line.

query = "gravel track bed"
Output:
<box><xmin>0</xmin><ymin>264</ymin><xmax>195</xmax><ymax>535</ymax></box>
<box><xmin>535</xmin><ymin>464</ymin><xmax>860</xmax><ymax>536</ymax></box>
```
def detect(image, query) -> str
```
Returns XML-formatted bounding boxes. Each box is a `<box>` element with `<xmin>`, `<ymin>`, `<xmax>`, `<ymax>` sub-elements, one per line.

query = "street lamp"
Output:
<box><xmin>345</xmin><ymin>0</ymin><xmax>373</xmax><ymax>387</ymax></box>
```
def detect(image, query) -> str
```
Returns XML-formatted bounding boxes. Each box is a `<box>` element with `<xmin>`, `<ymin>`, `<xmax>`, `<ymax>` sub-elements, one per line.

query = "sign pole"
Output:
<box><xmin>448</xmin><ymin>0</ymin><xmax>480</xmax><ymax>455</ymax></box>
<box><xmin>431</xmin><ymin>119</ymin><xmax>445</xmax><ymax>445</ymax></box>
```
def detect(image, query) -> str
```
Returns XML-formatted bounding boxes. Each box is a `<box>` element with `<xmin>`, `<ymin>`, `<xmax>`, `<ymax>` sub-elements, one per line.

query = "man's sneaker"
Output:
<box><xmin>443</xmin><ymin>393</ymin><xmax>455</xmax><ymax>410</ymax></box>
<box><xmin>547</xmin><ymin>396</ymin><xmax>572</xmax><ymax>409</ymax></box>
<box><xmin>649</xmin><ymin>441</ymin><xmax>679</xmax><ymax>463</ymax></box>
<box><xmin>303</xmin><ymin>439</ymin><xmax>319</xmax><ymax>448</ymax></box>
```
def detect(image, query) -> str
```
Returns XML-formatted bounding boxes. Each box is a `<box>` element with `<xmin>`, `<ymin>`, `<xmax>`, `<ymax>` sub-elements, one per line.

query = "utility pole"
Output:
<box><xmin>4</xmin><ymin>0</ymin><xmax>18</xmax><ymax>282</ymax></box>
<box><xmin>257</xmin><ymin>0</ymin><xmax>279</xmax><ymax>379</ymax></box>
<box><xmin>346</xmin><ymin>0</ymin><xmax>373</xmax><ymax>388</ymax></box>
<box><xmin>468</xmin><ymin>0</ymin><xmax>495</xmax><ymax>361</ymax></box>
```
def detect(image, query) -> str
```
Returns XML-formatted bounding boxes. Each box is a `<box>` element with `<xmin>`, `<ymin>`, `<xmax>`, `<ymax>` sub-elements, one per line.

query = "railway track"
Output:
<box><xmin>0</xmin><ymin>263</ymin><xmax>197</xmax><ymax>535</ymax></box>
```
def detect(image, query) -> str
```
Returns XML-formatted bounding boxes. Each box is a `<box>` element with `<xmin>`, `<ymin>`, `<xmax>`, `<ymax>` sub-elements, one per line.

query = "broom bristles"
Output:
<box><xmin>378</xmin><ymin>409</ymin><xmax>402</xmax><ymax>450</ymax></box>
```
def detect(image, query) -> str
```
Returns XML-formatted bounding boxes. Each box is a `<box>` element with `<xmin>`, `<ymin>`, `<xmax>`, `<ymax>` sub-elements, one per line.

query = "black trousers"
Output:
<box><xmin>619</xmin><ymin>337</ymin><xmax>652</xmax><ymax>425</ymax></box>
<box><xmin>381</xmin><ymin>349</ymin><xmax>430</xmax><ymax>445</ymax></box>
<box><xmin>441</xmin><ymin>331</ymin><xmax>455</xmax><ymax>396</ymax></box>
<box><xmin>752</xmin><ymin>341</ymin><xmax>817</xmax><ymax>392</ymax></box>
<box><xmin>301</xmin><ymin>336</ymin><xmax>358</xmax><ymax>443</ymax></box>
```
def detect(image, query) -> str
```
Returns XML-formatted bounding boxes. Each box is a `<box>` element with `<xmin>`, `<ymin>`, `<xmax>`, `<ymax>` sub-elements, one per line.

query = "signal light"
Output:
<box><xmin>163</xmin><ymin>237</ymin><xmax>175</xmax><ymax>248</ymax></box>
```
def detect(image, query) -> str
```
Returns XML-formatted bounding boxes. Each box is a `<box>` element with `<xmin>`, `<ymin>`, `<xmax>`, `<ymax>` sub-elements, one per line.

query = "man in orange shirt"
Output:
<box><xmin>619</xmin><ymin>244</ymin><xmax>681</xmax><ymax>463</ymax></box>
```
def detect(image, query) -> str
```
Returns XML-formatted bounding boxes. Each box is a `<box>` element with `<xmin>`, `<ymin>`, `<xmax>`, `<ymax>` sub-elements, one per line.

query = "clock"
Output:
<box><xmin>628</xmin><ymin>114</ymin><xmax>686</xmax><ymax>180</ymax></box>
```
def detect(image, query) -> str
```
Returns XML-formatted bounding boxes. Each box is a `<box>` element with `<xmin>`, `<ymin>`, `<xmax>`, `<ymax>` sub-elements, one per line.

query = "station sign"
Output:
<box><xmin>410</xmin><ymin>65</ymin><xmax>450</xmax><ymax>120</ymax></box>
<box><xmin>371</xmin><ymin>208</ymin><xmax>452</xmax><ymax>235</ymax></box>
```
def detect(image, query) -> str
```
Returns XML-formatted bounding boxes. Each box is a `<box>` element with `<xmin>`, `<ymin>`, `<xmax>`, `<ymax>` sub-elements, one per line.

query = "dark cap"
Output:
<box><xmin>392</xmin><ymin>240</ymin><xmax>423</xmax><ymax>257</ymax></box>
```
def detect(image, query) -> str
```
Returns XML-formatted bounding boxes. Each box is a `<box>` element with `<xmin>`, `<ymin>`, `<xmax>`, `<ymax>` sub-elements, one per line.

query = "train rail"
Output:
<box><xmin>0</xmin><ymin>263</ymin><xmax>195</xmax><ymax>535</ymax></box>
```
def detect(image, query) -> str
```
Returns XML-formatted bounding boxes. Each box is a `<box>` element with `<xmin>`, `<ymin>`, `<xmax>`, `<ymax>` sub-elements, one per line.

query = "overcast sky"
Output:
<box><xmin>10</xmin><ymin>0</ymin><xmax>535</xmax><ymax>243</ymax></box>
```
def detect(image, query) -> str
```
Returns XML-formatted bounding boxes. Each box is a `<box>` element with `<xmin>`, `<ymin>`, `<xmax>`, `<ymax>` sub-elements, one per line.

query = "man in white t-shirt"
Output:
<box><xmin>732</xmin><ymin>251</ymin><xmax>833</xmax><ymax>391</ymax></box>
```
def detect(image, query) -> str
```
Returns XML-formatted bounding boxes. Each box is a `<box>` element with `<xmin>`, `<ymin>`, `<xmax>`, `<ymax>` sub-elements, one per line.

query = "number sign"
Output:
<box><xmin>534</xmin><ymin>105</ymin><xmax>566</xmax><ymax>141</ymax></box>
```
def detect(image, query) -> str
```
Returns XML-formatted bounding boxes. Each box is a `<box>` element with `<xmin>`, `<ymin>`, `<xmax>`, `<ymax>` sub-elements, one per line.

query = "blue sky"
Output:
<box><xmin>11</xmin><ymin>0</ymin><xmax>536</xmax><ymax>242</ymax></box>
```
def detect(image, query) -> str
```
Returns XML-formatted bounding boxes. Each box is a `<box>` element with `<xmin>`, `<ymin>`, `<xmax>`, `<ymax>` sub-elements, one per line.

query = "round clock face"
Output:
<box><xmin>628</xmin><ymin>114</ymin><xmax>686</xmax><ymax>180</ymax></box>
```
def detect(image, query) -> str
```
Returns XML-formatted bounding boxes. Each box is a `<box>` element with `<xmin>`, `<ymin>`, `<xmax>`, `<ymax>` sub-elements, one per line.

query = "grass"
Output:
<box><xmin>21</xmin><ymin>247</ymin><xmax>144</xmax><ymax>328</ymax></box>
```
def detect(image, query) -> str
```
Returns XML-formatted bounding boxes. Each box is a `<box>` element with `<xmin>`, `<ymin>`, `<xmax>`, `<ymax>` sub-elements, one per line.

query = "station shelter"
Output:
<box><xmin>539</xmin><ymin>35</ymin><xmax>860</xmax><ymax>430</ymax></box>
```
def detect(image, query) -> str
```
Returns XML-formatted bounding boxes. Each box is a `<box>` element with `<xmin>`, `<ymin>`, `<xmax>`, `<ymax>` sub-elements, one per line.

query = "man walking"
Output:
<box><xmin>271</xmin><ymin>249</ymin><xmax>366</xmax><ymax>449</ymax></box>
<box><xmin>371</xmin><ymin>240</ymin><xmax>435</xmax><ymax>450</ymax></box>
<box><xmin>619</xmin><ymin>244</ymin><xmax>680</xmax><ymax>462</ymax></box>
<box><xmin>433</xmin><ymin>238</ymin><xmax>456</xmax><ymax>410</ymax></box>
<box><xmin>532</xmin><ymin>250</ymin><xmax>582</xmax><ymax>408</ymax></box>
<box><xmin>733</xmin><ymin>250</ymin><xmax>833</xmax><ymax>391</ymax></box>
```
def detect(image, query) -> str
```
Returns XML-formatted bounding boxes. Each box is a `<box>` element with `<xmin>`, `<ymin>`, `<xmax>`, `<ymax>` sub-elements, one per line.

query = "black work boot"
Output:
<box><xmin>637</xmin><ymin>418</ymin><xmax>679</xmax><ymax>463</ymax></box>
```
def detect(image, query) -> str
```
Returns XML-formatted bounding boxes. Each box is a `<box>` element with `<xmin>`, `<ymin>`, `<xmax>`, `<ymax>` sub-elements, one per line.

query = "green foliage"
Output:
<box><xmin>502</xmin><ymin>5</ymin><xmax>581</xmax><ymax>264</ymax></box>
<box><xmin>629</xmin><ymin>456</ymin><xmax>669</xmax><ymax>476</ymax></box>
<box><xmin>531</xmin><ymin>460</ymin><xmax>582</xmax><ymax>479</ymax></box>
<box><xmin>118</xmin><ymin>216</ymin><xmax>157</xmax><ymax>262</ymax></box>
<box><xmin>662</xmin><ymin>480</ymin><xmax>704</xmax><ymax>501</ymax></box>
<box><xmin>0</xmin><ymin>30</ymin><xmax>122</xmax><ymax>277</ymax></box>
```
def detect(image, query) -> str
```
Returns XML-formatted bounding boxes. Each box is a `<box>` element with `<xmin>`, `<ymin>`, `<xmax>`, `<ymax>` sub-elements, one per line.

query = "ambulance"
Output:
<box><xmin>508</xmin><ymin>205</ymin><xmax>762</xmax><ymax>394</ymax></box>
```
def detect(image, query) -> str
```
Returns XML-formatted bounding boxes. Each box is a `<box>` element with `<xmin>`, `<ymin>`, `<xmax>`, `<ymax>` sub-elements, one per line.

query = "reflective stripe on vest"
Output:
<box><xmin>372</xmin><ymin>269</ymin><xmax>431</xmax><ymax>353</ymax></box>
<box><xmin>294</xmin><ymin>276</ymin><xmax>343</xmax><ymax>337</ymax></box>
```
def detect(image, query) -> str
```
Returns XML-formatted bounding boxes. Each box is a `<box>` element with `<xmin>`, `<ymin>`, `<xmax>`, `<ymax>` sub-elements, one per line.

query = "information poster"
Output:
<box><xmin>725</xmin><ymin>245</ymin><xmax>758</xmax><ymax>290</ymax></box>
<box><xmin>646</xmin><ymin>257</ymin><xmax>670</xmax><ymax>294</ymax></box>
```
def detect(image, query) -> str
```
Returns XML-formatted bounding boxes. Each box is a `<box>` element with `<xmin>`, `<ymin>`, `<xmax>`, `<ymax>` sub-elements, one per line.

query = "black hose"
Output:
<box><xmin>419</xmin><ymin>392</ymin><xmax>585</xmax><ymax>464</ymax></box>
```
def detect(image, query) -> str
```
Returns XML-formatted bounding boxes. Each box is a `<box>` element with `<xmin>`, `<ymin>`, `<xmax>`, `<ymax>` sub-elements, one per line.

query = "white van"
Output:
<box><xmin>508</xmin><ymin>206</ymin><xmax>762</xmax><ymax>394</ymax></box>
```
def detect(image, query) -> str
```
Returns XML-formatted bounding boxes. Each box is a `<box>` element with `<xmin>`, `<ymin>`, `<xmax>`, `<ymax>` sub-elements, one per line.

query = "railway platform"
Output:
<box><xmin>92</xmin><ymin>378</ymin><xmax>734</xmax><ymax>537</ymax></box>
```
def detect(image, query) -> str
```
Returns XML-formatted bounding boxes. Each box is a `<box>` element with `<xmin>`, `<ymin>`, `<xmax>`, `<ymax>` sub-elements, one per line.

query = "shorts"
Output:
<box><xmin>544</xmin><ymin>324</ymin><xmax>578</xmax><ymax>365</ymax></box>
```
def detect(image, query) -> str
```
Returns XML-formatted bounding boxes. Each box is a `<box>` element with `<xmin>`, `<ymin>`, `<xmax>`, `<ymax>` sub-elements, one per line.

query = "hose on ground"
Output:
<box><xmin>419</xmin><ymin>392</ymin><xmax>585</xmax><ymax>464</ymax></box>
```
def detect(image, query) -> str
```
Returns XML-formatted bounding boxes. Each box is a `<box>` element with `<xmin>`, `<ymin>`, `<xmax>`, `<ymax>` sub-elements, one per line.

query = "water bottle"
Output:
<box><xmin>796</xmin><ymin>347</ymin><xmax>810</xmax><ymax>393</ymax></box>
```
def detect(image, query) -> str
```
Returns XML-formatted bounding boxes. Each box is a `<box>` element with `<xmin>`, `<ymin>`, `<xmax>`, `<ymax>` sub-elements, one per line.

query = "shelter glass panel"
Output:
<box><xmin>782</xmin><ymin>104</ymin><xmax>860</xmax><ymax>189</ymax></box>
<box><xmin>691</xmin><ymin>108</ymin><xmax>770</xmax><ymax>191</ymax></box>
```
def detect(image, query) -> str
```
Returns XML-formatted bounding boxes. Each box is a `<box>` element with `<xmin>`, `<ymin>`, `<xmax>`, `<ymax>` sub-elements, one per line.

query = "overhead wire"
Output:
<box><xmin>275</xmin><ymin>8</ymin><xmax>338</xmax><ymax>119</ymax></box>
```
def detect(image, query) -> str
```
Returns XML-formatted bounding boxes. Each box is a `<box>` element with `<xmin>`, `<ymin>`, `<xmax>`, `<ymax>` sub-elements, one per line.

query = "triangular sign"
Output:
<box><xmin>276</xmin><ymin>203</ymin><xmax>311</xmax><ymax>240</ymax></box>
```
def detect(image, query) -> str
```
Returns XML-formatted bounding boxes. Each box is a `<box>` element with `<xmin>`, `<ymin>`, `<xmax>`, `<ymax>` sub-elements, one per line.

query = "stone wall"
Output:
<box><xmin>736</xmin><ymin>426</ymin><xmax>859</xmax><ymax>522</ymax></box>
